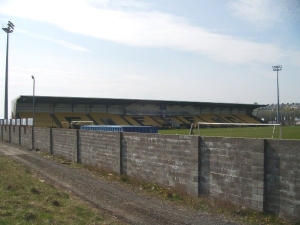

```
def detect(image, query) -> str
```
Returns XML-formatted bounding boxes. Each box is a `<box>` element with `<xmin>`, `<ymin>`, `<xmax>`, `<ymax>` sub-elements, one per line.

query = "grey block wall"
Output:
<box><xmin>2</xmin><ymin>125</ymin><xmax>10</xmax><ymax>142</ymax></box>
<box><xmin>1</xmin><ymin>124</ymin><xmax>300</xmax><ymax>219</ymax></box>
<box><xmin>200</xmin><ymin>137</ymin><xmax>264</xmax><ymax>211</ymax></box>
<box><xmin>20</xmin><ymin>126</ymin><xmax>32</xmax><ymax>149</ymax></box>
<box><xmin>265</xmin><ymin>139</ymin><xmax>300</xmax><ymax>219</ymax></box>
<box><xmin>52</xmin><ymin>128</ymin><xmax>77</xmax><ymax>161</ymax></box>
<box><xmin>122</xmin><ymin>133</ymin><xmax>200</xmax><ymax>196</ymax></box>
<box><xmin>10</xmin><ymin>126</ymin><xmax>20</xmax><ymax>145</ymax></box>
<box><xmin>79</xmin><ymin>130</ymin><xmax>121</xmax><ymax>173</ymax></box>
<box><xmin>34</xmin><ymin>127</ymin><xmax>51</xmax><ymax>153</ymax></box>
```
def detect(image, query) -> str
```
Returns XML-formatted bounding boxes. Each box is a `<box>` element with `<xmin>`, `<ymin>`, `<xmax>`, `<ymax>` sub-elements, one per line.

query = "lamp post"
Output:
<box><xmin>31</xmin><ymin>75</ymin><xmax>35</xmax><ymax>126</ymax></box>
<box><xmin>2</xmin><ymin>21</ymin><xmax>14</xmax><ymax>119</ymax></box>
<box><xmin>272</xmin><ymin>65</ymin><xmax>282</xmax><ymax>124</ymax></box>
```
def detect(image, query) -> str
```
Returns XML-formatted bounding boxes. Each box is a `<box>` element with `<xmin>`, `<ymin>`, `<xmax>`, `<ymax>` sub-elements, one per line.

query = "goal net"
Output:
<box><xmin>195</xmin><ymin>122</ymin><xmax>282</xmax><ymax>139</ymax></box>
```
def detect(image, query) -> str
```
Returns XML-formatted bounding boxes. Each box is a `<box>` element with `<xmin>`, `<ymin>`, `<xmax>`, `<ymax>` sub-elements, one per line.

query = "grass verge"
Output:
<box><xmin>0</xmin><ymin>154</ymin><xmax>125</xmax><ymax>225</ymax></box>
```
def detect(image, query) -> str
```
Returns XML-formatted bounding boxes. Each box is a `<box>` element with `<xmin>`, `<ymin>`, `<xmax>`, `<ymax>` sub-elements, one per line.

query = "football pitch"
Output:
<box><xmin>159</xmin><ymin>126</ymin><xmax>300</xmax><ymax>140</ymax></box>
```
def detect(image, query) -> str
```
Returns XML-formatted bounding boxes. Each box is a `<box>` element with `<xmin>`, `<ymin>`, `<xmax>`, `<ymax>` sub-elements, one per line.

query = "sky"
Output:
<box><xmin>0</xmin><ymin>0</ymin><xmax>299</xmax><ymax>118</ymax></box>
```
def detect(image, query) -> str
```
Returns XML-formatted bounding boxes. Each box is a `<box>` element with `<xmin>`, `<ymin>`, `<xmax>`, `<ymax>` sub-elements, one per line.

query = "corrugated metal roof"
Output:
<box><xmin>13</xmin><ymin>95</ymin><xmax>266</xmax><ymax>110</ymax></box>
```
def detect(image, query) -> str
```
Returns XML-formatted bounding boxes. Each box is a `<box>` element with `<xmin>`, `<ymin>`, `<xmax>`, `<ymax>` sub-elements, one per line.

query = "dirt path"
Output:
<box><xmin>0</xmin><ymin>142</ymin><xmax>243</xmax><ymax>225</ymax></box>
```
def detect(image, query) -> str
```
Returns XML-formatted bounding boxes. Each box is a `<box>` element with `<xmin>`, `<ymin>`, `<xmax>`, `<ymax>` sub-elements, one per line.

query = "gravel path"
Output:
<box><xmin>0</xmin><ymin>142</ymin><xmax>243</xmax><ymax>225</ymax></box>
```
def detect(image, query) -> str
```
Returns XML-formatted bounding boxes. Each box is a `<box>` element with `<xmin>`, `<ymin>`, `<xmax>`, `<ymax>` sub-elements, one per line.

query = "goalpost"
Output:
<box><xmin>195</xmin><ymin>122</ymin><xmax>282</xmax><ymax>139</ymax></box>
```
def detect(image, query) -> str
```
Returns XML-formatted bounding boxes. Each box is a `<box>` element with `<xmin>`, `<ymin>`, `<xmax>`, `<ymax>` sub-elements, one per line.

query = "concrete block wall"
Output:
<box><xmin>79</xmin><ymin>130</ymin><xmax>121</xmax><ymax>174</ymax></box>
<box><xmin>20</xmin><ymin>126</ymin><xmax>32</xmax><ymax>149</ymax></box>
<box><xmin>2</xmin><ymin>125</ymin><xmax>10</xmax><ymax>142</ymax></box>
<box><xmin>122</xmin><ymin>133</ymin><xmax>200</xmax><ymax>196</ymax></box>
<box><xmin>52</xmin><ymin>128</ymin><xmax>77</xmax><ymax>162</ymax></box>
<box><xmin>200</xmin><ymin>137</ymin><xmax>264</xmax><ymax>211</ymax></box>
<box><xmin>34</xmin><ymin>127</ymin><xmax>51</xmax><ymax>153</ymax></box>
<box><xmin>11</xmin><ymin>126</ymin><xmax>20</xmax><ymax>145</ymax></box>
<box><xmin>265</xmin><ymin>139</ymin><xmax>300</xmax><ymax>219</ymax></box>
<box><xmin>1</xmin><ymin>124</ymin><xmax>300</xmax><ymax>219</ymax></box>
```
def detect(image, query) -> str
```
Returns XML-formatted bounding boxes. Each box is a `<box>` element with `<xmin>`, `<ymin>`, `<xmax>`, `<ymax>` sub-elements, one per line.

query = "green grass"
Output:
<box><xmin>0</xmin><ymin>154</ymin><xmax>125</xmax><ymax>225</ymax></box>
<box><xmin>159</xmin><ymin>126</ymin><xmax>300</xmax><ymax>140</ymax></box>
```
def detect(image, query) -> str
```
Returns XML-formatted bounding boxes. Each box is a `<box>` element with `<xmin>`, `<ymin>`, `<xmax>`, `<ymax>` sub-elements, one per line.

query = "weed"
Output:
<box><xmin>23</xmin><ymin>212</ymin><xmax>36</xmax><ymax>221</ymax></box>
<box><xmin>30</xmin><ymin>187</ymin><xmax>40</xmax><ymax>194</ymax></box>
<box><xmin>120</xmin><ymin>176</ymin><xmax>130</xmax><ymax>183</ymax></box>
<box><xmin>52</xmin><ymin>200</ymin><xmax>60</xmax><ymax>207</ymax></box>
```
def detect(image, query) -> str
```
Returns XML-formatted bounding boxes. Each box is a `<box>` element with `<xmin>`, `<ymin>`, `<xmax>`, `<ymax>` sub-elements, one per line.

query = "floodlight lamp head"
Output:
<box><xmin>8</xmin><ymin>21</ymin><xmax>14</xmax><ymax>28</ymax></box>
<box><xmin>31</xmin><ymin>75</ymin><xmax>35</xmax><ymax>80</ymax></box>
<box><xmin>2</xmin><ymin>21</ymin><xmax>14</xmax><ymax>33</ymax></box>
<box><xmin>272</xmin><ymin>65</ymin><xmax>282</xmax><ymax>71</ymax></box>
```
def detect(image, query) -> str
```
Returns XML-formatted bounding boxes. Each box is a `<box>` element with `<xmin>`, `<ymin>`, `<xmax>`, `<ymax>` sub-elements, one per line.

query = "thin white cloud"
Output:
<box><xmin>0</xmin><ymin>0</ymin><xmax>298</xmax><ymax>65</ymax></box>
<box><xmin>122</xmin><ymin>74</ymin><xmax>150</xmax><ymax>81</ymax></box>
<box><xmin>89</xmin><ymin>0</ymin><xmax>153</xmax><ymax>10</ymax></box>
<box><xmin>229</xmin><ymin>0</ymin><xmax>278</xmax><ymax>28</ymax></box>
<box><xmin>16</xmin><ymin>29</ymin><xmax>90</xmax><ymax>52</ymax></box>
<box><xmin>229</xmin><ymin>0</ymin><xmax>300</xmax><ymax>28</ymax></box>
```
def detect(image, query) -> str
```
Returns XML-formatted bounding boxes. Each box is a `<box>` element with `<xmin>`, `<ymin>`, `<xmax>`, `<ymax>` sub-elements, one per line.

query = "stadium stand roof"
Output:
<box><xmin>13</xmin><ymin>95</ymin><xmax>265</xmax><ymax>110</ymax></box>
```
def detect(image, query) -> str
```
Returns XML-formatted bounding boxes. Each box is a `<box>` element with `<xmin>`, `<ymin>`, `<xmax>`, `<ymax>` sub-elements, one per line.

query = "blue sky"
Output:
<box><xmin>0</xmin><ymin>0</ymin><xmax>299</xmax><ymax>117</ymax></box>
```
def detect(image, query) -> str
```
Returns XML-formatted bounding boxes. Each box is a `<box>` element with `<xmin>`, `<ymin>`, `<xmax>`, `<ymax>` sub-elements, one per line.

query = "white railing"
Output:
<box><xmin>0</xmin><ymin>118</ymin><xmax>33</xmax><ymax>126</ymax></box>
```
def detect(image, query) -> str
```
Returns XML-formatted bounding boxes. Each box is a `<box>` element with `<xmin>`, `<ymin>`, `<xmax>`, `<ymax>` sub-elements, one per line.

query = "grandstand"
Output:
<box><xmin>11</xmin><ymin>95</ymin><xmax>265</xmax><ymax>128</ymax></box>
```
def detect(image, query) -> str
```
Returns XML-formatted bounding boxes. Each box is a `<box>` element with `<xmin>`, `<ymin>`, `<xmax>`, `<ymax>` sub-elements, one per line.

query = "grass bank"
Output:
<box><xmin>0</xmin><ymin>154</ymin><xmax>125</xmax><ymax>225</ymax></box>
